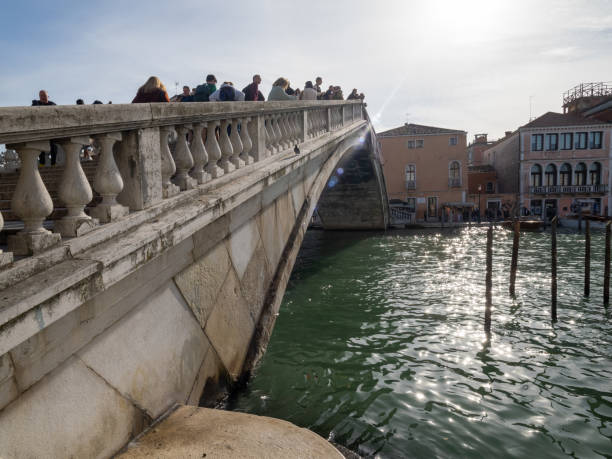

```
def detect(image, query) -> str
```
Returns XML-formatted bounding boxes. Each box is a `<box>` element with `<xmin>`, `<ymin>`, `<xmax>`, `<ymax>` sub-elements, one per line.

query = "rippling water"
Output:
<box><xmin>229</xmin><ymin>227</ymin><xmax>612</xmax><ymax>458</ymax></box>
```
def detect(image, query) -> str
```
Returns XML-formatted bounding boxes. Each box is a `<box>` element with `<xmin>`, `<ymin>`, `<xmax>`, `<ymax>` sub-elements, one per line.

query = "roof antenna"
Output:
<box><xmin>529</xmin><ymin>95</ymin><xmax>534</xmax><ymax>121</ymax></box>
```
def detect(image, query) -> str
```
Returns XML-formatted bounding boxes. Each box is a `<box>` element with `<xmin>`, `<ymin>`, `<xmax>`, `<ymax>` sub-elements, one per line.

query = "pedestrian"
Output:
<box><xmin>180</xmin><ymin>85</ymin><xmax>194</xmax><ymax>102</ymax></box>
<box><xmin>209</xmin><ymin>82</ymin><xmax>245</xmax><ymax>101</ymax></box>
<box><xmin>300</xmin><ymin>81</ymin><xmax>317</xmax><ymax>100</ymax></box>
<box><xmin>347</xmin><ymin>88</ymin><xmax>359</xmax><ymax>100</ymax></box>
<box><xmin>242</xmin><ymin>75</ymin><xmax>265</xmax><ymax>101</ymax></box>
<box><xmin>268</xmin><ymin>78</ymin><xmax>297</xmax><ymax>101</ymax></box>
<box><xmin>332</xmin><ymin>86</ymin><xmax>344</xmax><ymax>100</ymax></box>
<box><xmin>314</xmin><ymin>77</ymin><xmax>323</xmax><ymax>98</ymax></box>
<box><xmin>76</xmin><ymin>99</ymin><xmax>84</xmax><ymax>105</ymax></box>
<box><xmin>31</xmin><ymin>90</ymin><xmax>58</xmax><ymax>165</ymax></box>
<box><xmin>322</xmin><ymin>85</ymin><xmax>334</xmax><ymax>100</ymax></box>
<box><xmin>131</xmin><ymin>76</ymin><xmax>170</xmax><ymax>103</ymax></box>
<box><xmin>193</xmin><ymin>74</ymin><xmax>217</xmax><ymax>102</ymax></box>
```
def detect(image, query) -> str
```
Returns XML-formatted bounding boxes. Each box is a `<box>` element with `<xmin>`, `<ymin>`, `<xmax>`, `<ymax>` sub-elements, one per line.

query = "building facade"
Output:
<box><xmin>379</xmin><ymin>123</ymin><xmax>468</xmax><ymax>222</ymax></box>
<box><xmin>519</xmin><ymin>112</ymin><xmax>611</xmax><ymax>219</ymax></box>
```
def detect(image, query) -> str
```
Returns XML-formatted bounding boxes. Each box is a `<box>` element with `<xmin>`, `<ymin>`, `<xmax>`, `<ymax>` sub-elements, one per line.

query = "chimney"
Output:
<box><xmin>505</xmin><ymin>131</ymin><xmax>512</xmax><ymax>137</ymax></box>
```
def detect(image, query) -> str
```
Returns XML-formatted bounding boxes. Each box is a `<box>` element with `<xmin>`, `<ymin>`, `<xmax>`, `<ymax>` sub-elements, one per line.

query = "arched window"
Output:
<box><xmin>530</xmin><ymin>164</ymin><xmax>542</xmax><ymax>187</ymax></box>
<box><xmin>589</xmin><ymin>162</ymin><xmax>601</xmax><ymax>185</ymax></box>
<box><xmin>545</xmin><ymin>164</ymin><xmax>557</xmax><ymax>186</ymax></box>
<box><xmin>560</xmin><ymin>163</ymin><xmax>572</xmax><ymax>186</ymax></box>
<box><xmin>575</xmin><ymin>162</ymin><xmax>587</xmax><ymax>185</ymax></box>
<box><xmin>449</xmin><ymin>161</ymin><xmax>461</xmax><ymax>187</ymax></box>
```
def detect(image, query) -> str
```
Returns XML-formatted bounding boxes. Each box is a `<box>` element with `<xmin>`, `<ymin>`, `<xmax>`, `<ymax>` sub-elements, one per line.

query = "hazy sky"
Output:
<box><xmin>1</xmin><ymin>0</ymin><xmax>611</xmax><ymax>140</ymax></box>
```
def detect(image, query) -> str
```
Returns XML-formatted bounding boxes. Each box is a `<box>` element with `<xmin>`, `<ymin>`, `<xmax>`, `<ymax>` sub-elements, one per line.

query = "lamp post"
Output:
<box><xmin>477</xmin><ymin>184</ymin><xmax>482</xmax><ymax>224</ymax></box>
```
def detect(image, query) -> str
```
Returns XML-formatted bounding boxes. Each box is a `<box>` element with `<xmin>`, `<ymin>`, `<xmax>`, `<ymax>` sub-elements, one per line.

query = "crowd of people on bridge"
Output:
<box><xmin>130</xmin><ymin>74</ymin><xmax>365</xmax><ymax>104</ymax></box>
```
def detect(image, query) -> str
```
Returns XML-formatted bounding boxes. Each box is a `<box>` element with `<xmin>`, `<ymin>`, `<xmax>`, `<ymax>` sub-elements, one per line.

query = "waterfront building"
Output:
<box><xmin>519</xmin><ymin>111</ymin><xmax>611</xmax><ymax>219</ymax></box>
<box><xmin>379</xmin><ymin>123</ymin><xmax>468</xmax><ymax>222</ymax></box>
<box><xmin>467</xmin><ymin>131</ymin><xmax>520</xmax><ymax>218</ymax></box>
<box><xmin>467</xmin><ymin>133</ymin><xmax>493</xmax><ymax>166</ymax></box>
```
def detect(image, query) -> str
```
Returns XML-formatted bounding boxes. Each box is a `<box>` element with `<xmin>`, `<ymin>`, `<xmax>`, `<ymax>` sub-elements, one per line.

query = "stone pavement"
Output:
<box><xmin>117</xmin><ymin>405</ymin><xmax>344</xmax><ymax>459</ymax></box>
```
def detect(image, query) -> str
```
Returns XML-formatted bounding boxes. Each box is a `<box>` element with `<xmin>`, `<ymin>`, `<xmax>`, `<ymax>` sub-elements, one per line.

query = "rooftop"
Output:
<box><xmin>522</xmin><ymin>111</ymin><xmax>609</xmax><ymax>129</ymax></box>
<box><xmin>377</xmin><ymin>123</ymin><xmax>465</xmax><ymax>137</ymax></box>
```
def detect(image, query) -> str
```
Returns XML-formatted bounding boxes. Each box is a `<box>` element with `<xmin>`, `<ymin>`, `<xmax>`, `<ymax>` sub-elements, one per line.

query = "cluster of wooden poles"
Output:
<box><xmin>484</xmin><ymin>218</ymin><xmax>611</xmax><ymax>332</ymax></box>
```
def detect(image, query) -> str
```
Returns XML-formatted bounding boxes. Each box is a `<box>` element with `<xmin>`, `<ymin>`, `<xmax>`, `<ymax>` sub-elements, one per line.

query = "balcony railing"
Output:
<box><xmin>0</xmin><ymin>100</ymin><xmax>365</xmax><ymax>264</ymax></box>
<box><xmin>530</xmin><ymin>184</ymin><xmax>607</xmax><ymax>194</ymax></box>
<box><xmin>448</xmin><ymin>178</ymin><xmax>462</xmax><ymax>188</ymax></box>
<box><xmin>405</xmin><ymin>180</ymin><xmax>416</xmax><ymax>190</ymax></box>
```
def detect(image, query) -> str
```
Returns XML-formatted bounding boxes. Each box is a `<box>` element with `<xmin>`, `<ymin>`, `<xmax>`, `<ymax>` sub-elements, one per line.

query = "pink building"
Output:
<box><xmin>519</xmin><ymin>112</ymin><xmax>611</xmax><ymax>219</ymax></box>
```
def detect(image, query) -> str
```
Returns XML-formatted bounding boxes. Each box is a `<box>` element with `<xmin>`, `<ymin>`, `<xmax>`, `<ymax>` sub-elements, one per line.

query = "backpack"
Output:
<box><xmin>194</xmin><ymin>84</ymin><xmax>212</xmax><ymax>102</ymax></box>
<box><xmin>219</xmin><ymin>85</ymin><xmax>235</xmax><ymax>102</ymax></box>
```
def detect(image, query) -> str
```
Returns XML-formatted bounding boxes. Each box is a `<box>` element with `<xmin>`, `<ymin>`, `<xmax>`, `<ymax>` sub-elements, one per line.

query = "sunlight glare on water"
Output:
<box><xmin>229</xmin><ymin>228</ymin><xmax>612</xmax><ymax>458</ymax></box>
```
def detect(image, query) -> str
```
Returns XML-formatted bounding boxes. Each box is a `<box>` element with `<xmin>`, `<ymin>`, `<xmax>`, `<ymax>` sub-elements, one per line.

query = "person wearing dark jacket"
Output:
<box><xmin>32</xmin><ymin>90</ymin><xmax>58</xmax><ymax>165</ymax></box>
<box><xmin>242</xmin><ymin>75</ymin><xmax>265</xmax><ymax>101</ymax></box>
<box><xmin>131</xmin><ymin>76</ymin><xmax>170</xmax><ymax>103</ymax></box>
<box><xmin>193</xmin><ymin>74</ymin><xmax>217</xmax><ymax>102</ymax></box>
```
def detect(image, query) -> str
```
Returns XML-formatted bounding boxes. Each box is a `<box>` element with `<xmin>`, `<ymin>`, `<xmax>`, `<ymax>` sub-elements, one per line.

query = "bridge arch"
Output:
<box><xmin>0</xmin><ymin>101</ymin><xmax>388</xmax><ymax>457</ymax></box>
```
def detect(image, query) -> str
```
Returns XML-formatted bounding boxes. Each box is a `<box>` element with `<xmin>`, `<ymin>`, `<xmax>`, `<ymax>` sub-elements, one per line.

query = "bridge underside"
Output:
<box><xmin>0</xmin><ymin>118</ymin><xmax>387</xmax><ymax>458</ymax></box>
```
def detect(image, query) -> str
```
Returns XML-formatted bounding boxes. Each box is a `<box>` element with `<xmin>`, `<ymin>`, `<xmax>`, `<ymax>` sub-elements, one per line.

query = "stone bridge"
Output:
<box><xmin>0</xmin><ymin>100</ymin><xmax>388</xmax><ymax>458</ymax></box>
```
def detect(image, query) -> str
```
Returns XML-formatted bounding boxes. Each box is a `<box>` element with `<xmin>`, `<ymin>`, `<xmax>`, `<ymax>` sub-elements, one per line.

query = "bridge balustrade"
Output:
<box><xmin>0</xmin><ymin>100</ymin><xmax>364</xmax><ymax>265</ymax></box>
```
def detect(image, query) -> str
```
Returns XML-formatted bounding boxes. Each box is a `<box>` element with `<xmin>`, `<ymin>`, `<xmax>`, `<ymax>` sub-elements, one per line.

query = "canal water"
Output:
<box><xmin>229</xmin><ymin>227</ymin><xmax>612</xmax><ymax>458</ymax></box>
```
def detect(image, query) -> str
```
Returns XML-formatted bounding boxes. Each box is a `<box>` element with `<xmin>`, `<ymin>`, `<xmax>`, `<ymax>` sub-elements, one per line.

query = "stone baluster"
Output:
<box><xmin>288</xmin><ymin>112</ymin><xmax>298</xmax><ymax>144</ymax></box>
<box><xmin>239</xmin><ymin>117</ymin><xmax>254</xmax><ymax>165</ymax></box>
<box><xmin>248</xmin><ymin>115</ymin><xmax>266</xmax><ymax>162</ymax></box>
<box><xmin>173</xmin><ymin>124</ymin><xmax>197</xmax><ymax>190</ymax></box>
<box><xmin>0</xmin><ymin>210</ymin><xmax>13</xmax><ymax>266</ymax></box>
<box><xmin>54</xmin><ymin>138</ymin><xmax>98</xmax><ymax>237</ymax></box>
<box><xmin>218</xmin><ymin>119</ymin><xmax>235</xmax><ymax>174</ymax></box>
<box><xmin>190</xmin><ymin>122</ymin><xmax>209</xmax><ymax>184</ymax></box>
<box><xmin>266</xmin><ymin>116</ymin><xmax>277</xmax><ymax>154</ymax></box>
<box><xmin>205</xmin><ymin>120</ymin><xmax>223</xmax><ymax>178</ymax></box>
<box><xmin>229</xmin><ymin>119</ymin><xmax>245</xmax><ymax>169</ymax></box>
<box><xmin>307</xmin><ymin>111</ymin><xmax>313</xmax><ymax>138</ymax></box>
<box><xmin>90</xmin><ymin>132</ymin><xmax>129</xmax><ymax>223</ymax></box>
<box><xmin>160</xmin><ymin>126</ymin><xmax>180</xmax><ymax>198</ymax></box>
<box><xmin>6</xmin><ymin>141</ymin><xmax>61</xmax><ymax>255</ymax></box>
<box><xmin>263</xmin><ymin>117</ymin><xmax>272</xmax><ymax>156</ymax></box>
<box><xmin>276</xmin><ymin>114</ymin><xmax>288</xmax><ymax>150</ymax></box>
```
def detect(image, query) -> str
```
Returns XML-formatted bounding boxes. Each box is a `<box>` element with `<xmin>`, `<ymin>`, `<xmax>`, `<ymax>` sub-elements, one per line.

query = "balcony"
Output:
<box><xmin>530</xmin><ymin>184</ymin><xmax>608</xmax><ymax>194</ymax></box>
<box><xmin>406</xmin><ymin>180</ymin><xmax>416</xmax><ymax>190</ymax></box>
<box><xmin>448</xmin><ymin>178</ymin><xmax>462</xmax><ymax>188</ymax></box>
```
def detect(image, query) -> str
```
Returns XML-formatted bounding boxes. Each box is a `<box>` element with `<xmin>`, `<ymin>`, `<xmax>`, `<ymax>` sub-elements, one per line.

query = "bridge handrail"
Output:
<box><xmin>0</xmin><ymin>100</ymin><xmax>364</xmax><ymax>266</ymax></box>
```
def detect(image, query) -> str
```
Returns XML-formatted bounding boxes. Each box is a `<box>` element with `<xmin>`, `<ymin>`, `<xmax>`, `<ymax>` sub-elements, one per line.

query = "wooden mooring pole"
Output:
<box><xmin>551</xmin><ymin>216</ymin><xmax>558</xmax><ymax>322</ymax></box>
<box><xmin>584</xmin><ymin>220</ymin><xmax>590</xmax><ymax>297</ymax></box>
<box><xmin>605</xmin><ymin>221</ymin><xmax>611</xmax><ymax>307</ymax></box>
<box><xmin>509</xmin><ymin>219</ymin><xmax>520</xmax><ymax>296</ymax></box>
<box><xmin>485</xmin><ymin>223</ymin><xmax>493</xmax><ymax>333</ymax></box>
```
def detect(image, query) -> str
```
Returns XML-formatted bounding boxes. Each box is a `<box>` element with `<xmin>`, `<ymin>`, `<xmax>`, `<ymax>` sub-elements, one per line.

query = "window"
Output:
<box><xmin>574</xmin><ymin>162</ymin><xmax>586</xmax><ymax>185</ymax></box>
<box><xmin>560</xmin><ymin>133</ymin><xmax>573</xmax><ymax>150</ymax></box>
<box><xmin>589</xmin><ymin>162</ymin><xmax>601</xmax><ymax>185</ymax></box>
<box><xmin>545</xmin><ymin>134</ymin><xmax>558</xmax><ymax>151</ymax></box>
<box><xmin>545</xmin><ymin>164</ymin><xmax>557</xmax><ymax>186</ymax></box>
<box><xmin>406</xmin><ymin>197</ymin><xmax>416</xmax><ymax>212</ymax></box>
<box><xmin>486</xmin><ymin>182</ymin><xmax>494</xmax><ymax>193</ymax></box>
<box><xmin>449</xmin><ymin>161</ymin><xmax>461</xmax><ymax>187</ymax></box>
<box><xmin>530</xmin><ymin>164</ymin><xmax>542</xmax><ymax>187</ymax></box>
<box><xmin>589</xmin><ymin>131</ymin><xmax>603</xmax><ymax>149</ymax></box>
<box><xmin>575</xmin><ymin>132</ymin><xmax>587</xmax><ymax>149</ymax></box>
<box><xmin>531</xmin><ymin>134</ymin><xmax>544</xmax><ymax>151</ymax></box>
<box><xmin>560</xmin><ymin>163</ymin><xmax>572</xmax><ymax>186</ymax></box>
<box><xmin>415</xmin><ymin>139</ymin><xmax>424</xmax><ymax>148</ymax></box>
<box><xmin>405</xmin><ymin>164</ymin><xmax>416</xmax><ymax>189</ymax></box>
<box><xmin>449</xmin><ymin>136</ymin><xmax>458</xmax><ymax>146</ymax></box>
<box><xmin>407</xmin><ymin>140</ymin><xmax>415</xmax><ymax>149</ymax></box>
<box><xmin>530</xmin><ymin>199</ymin><xmax>543</xmax><ymax>216</ymax></box>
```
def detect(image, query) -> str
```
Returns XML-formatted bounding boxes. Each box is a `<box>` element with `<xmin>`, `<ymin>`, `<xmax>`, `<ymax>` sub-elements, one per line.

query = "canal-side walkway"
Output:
<box><xmin>117</xmin><ymin>405</ymin><xmax>344</xmax><ymax>458</ymax></box>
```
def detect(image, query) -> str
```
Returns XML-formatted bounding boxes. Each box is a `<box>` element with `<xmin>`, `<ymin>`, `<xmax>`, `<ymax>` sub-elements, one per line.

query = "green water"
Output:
<box><xmin>229</xmin><ymin>228</ymin><xmax>612</xmax><ymax>458</ymax></box>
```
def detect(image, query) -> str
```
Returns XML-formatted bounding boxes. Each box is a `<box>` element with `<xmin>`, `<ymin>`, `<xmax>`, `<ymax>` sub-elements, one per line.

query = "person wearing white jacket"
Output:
<box><xmin>299</xmin><ymin>81</ymin><xmax>317</xmax><ymax>100</ymax></box>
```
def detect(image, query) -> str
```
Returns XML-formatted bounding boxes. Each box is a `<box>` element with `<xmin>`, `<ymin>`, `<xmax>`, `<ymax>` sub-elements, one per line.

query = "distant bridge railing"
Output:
<box><xmin>0</xmin><ymin>100</ymin><xmax>364</xmax><ymax>265</ymax></box>
<box><xmin>529</xmin><ymin>184</ymin><xmax>607</xmax><ymax>195</ymax></box>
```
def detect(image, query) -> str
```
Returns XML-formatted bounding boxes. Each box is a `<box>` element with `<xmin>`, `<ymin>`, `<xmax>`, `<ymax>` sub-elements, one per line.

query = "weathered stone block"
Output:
<box><xmin>7</xmin><ymin>230</ymin><xmax>61</xmax><ymax>256</ymax></box>
<box><xmin>290</xmin><ymin>180</ymin><xmax>306</xmax><ymax>216</ymax></box>
<box><xmin>239</xmin><ymin>239</ymin><xmax>273</xmax><ymax>321</ymax></box>
<box><xmin>89</xmin><ymin>202</ymin><xmax>129</xmax><ymax>223</ymax></box>
<box><xmin>186</xmin><ymin>346</ymin><xmax>223</xmax><ymax>406</ymax></box>
<box><xmin>276</xmin><ymin>190</ymin><xmax>296</xmax><ymax>250</ymax></box>
<box><xmin>259</xmin><ymin>203</ymin><xmax>283</xmax><ymax>270</ymax></box>
<box><xmin>0</xmin><ymin>357</ymin><xmax>138</xmax><ymax>459</ymax></box>
<box><xmin>204</xmin><ymin>268</ymin><xmax>254</xmax><ymax>378</ymax></box>
<box><xmin>191</xmin><ymin>214</ymin><xmax>229</xmax><ymax>260</ymax></box>
<box><xmin>0</xmin><ymin>353</ymin><xmax>18</xmax><ymax>410</ymax></box>
<box><xmin>228</xmin><ymin>219</ymin><xmax>260</xmax><ymax>280</ymax></box>
<box><xmin>78</xmin><ymin>282</ymin><xmax>209</xmax><ymax>419</ymax></box>
<box><xmin>0</xmin><ymin>252</ymin><xmax>12</xmax><ymax>268</ymax></box>
<box><xmin>174</xmin><ymin>242</ymin><xmax>231</xmax><ymax>329</ymax></box>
